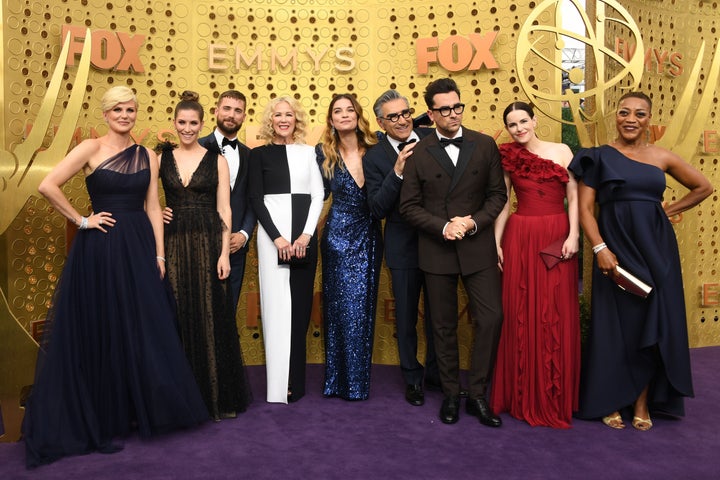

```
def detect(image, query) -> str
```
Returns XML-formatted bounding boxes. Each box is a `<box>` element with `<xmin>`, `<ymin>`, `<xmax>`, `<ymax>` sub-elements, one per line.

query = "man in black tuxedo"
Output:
<box><xmin>399</xmin><ymin>78</ymin><xmax>506</xmax><ymax>427</ymax></box>
<box><xmin>198</xmin><ymin>90</ymin><xmax>256</xmax><ymax>311</ymax></box>
<box><xmin>363</xmin><ymin>89</ymin><xmax>440</xmax><ymax>407</ymax></box>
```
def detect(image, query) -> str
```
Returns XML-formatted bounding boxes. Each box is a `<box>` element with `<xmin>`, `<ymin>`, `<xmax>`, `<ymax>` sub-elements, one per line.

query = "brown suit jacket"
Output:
<box><xmin>399</xmin><ymin>127</ymin><xmax>507</xmax><ymax>276</ymax></box>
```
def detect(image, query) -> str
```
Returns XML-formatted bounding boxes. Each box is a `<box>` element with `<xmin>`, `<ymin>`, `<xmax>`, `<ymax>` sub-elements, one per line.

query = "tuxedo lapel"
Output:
<box><xmin>380</xmin><ymin>137</ymin><xmax>397</xmax><ymax>170</ymax></box>
<box><xmin>233</xmin><ymin>147</ymin><xmax>248</xmax><ymax>192</ymax></box>
<box><xmin>449</xmin><ymin>138</ymin><xmax>474</xmax><ymax>192</ymax></box>
<box><xmin>210</xmin><ymin>136</ymin><xmax>243</xmax><ymax>192</ymax></box>
<box><xmin>427</xmin><ymin>144</ymin><xmax>456</xmax><ymax>178</ymax></box>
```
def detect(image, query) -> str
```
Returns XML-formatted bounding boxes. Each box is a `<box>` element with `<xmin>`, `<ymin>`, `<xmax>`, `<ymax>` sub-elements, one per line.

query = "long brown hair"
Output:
<box><xmin>320</xmin><ymin>93</ymin><xmax>377</xmax><ymax>179</ymax></box>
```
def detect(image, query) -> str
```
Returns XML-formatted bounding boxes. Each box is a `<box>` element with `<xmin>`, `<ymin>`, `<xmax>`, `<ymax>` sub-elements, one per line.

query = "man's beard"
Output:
<box><xmin>218</xmin><ymin>120</ymin><xmax>241</xmax><ymax>136</ymax></box>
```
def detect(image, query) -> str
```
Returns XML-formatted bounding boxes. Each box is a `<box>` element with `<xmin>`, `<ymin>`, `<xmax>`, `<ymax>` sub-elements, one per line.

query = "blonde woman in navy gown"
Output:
<box><xmin>24</xmin><ymin>86</ymin><xmax>208</xmax><ymax>467</ymax></box>
<box><xmin>569</xmin><ymin>92</ymin><xmax>713</xmax><ymax>430</ymax></box>
<box><xmin>159</xmin><ymin>91</ymin><xmax>251</xmax><ymax>420</ymax></box>
<box><xmin>318</xmin><ymin>94</ymin><xmax>382</xmax><ymax>400</ymax></box>
<box><xmin>249</xmin><ymin>97</ymin><xmax>325</xmax><ymax>403</ymax></box>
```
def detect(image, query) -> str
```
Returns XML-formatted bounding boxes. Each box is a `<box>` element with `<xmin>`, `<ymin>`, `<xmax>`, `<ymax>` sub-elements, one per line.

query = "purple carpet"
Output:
<box><xmin>2</xmin><ymin>346</ymin><xmax>718</xmax><ymax>479</ymax></box>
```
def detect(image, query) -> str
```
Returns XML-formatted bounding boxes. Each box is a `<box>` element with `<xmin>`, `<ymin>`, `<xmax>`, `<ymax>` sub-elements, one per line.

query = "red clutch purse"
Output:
<box><xmin>612</xmin><ymin>265</ymin><xmax>653</xmax><ymax>298</ymax></box>
<box><xmin>539</xmin><ymin>239</ymin><xmax>566</xmax><ymax>269</ymax></box>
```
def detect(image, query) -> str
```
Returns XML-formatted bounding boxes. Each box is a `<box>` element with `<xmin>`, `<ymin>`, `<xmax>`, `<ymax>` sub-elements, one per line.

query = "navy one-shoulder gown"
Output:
<box><xmin>569</xmin><ymin>145</ymin><xmax>693</xmax><ymax>419</ymax></box>
<box><xmin>23</xmin><ymin>145</ymin><xmax>209</xmax><ymax>468</ymax></box>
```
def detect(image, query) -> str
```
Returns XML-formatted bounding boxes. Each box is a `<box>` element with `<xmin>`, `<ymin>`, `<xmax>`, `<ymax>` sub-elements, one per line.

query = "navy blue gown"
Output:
<box><xmin>23</xmin><ymin>145</ymin><xmax>209</xmax><ymax>468</ymax></box>
<box><xmin>318</xmin><ymin>147</ymin><xmax>382</xmax><ymax>400</ymax></box>
<box><xmin>569</xmin><ymin>145</ymin><xmax>693</xmax><ymax>419</ymax></box>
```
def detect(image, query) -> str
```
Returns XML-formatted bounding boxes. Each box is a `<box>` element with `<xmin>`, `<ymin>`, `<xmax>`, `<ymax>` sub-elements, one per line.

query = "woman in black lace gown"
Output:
<box><xmin>159</xmin><ymin>91</ymin><xmax>251</xmax><ymax>420</ymax></box>
<box><xmin>24</xmin><ymin>86</ymin><xmax>209</xmax><ymax>468</ymax></box>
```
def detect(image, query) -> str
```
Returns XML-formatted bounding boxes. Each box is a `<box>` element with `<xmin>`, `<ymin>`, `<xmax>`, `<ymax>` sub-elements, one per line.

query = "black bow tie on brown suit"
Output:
<box><xmin>439</xmin><ymin>137</ymin><xmax>463</xmax><ymax>148</ymax></box>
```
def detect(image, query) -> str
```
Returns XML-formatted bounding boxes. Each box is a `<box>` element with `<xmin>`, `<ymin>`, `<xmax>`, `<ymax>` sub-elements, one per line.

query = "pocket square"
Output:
<box><xmin>539</xmin><ymin>239</ymin><xmax>566</xmax><ymax>269</ymax></box>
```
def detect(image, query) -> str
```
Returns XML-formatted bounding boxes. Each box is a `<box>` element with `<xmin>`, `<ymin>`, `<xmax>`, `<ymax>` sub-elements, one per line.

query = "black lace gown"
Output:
<box><xmin>160</xmin><ymin>147</ymin><xmax>252</xmax><ymax>419</ymax></box>
<box><xmin>23</xmin><ymin>145</ymin><xmax>209</xmax><ymax>468</ymax></box>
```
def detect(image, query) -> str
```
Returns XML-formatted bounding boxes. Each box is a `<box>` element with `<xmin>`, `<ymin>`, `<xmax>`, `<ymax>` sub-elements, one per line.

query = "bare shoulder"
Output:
<box><xmin>74</xmin><ymin>137</ymin><xmax>102</xmax><ymax>156</ymax></box>
<box><xmin>68</xmin><ymin>138</ymin><xmax>103</xmax><ymax>169</ymax></box>
<box><xmin>538</xmin><ymin>140</ymin><xmax>573</xmax><ymax>167</ymax></box>
<box><xmin>646</xmin><ymin>144</ymin><xmax>682</xmax><ymax>170</ymax></box>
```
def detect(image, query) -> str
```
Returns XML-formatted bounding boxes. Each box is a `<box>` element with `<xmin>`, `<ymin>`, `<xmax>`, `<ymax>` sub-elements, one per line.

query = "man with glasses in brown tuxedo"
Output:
<box><xmin>399</xmin><ymin>78</ymin><xmax>506</xmax><ymax>427</ymax></box>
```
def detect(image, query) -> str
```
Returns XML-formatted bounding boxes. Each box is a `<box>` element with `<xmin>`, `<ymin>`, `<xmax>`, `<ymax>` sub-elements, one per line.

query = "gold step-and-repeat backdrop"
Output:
<box><xmin>1</xmin><ymin>0</ymin><xmax>718</xmax><ymax>440</ymax></box>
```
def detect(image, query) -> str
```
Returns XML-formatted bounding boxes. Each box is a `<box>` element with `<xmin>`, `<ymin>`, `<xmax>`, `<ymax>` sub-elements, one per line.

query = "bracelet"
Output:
<box><xmin>156</xmin><ymin>256</ymin><xmax>166</xmax><ymax>262</ymax></box>
<box><xmin>78</xmin><ymin>216</ymin><xmax>89</xmax><ymax>230</ymax></box>
<box><xmin>592</xmin><ymin>242</ymin><xmax>607</xmax><ymax>255</ymax></box>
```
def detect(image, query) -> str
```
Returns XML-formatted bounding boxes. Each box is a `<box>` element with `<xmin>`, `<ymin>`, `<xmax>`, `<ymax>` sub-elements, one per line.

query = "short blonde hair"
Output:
<box><xmin>258</xmin><ymin>96</ymin><xmax>308</xmax><ymax>144</ymax></box>
<box><xmin>101</xmin><ymin>86</ymin><xmax>138</xmax><ymax>112</ymax></box>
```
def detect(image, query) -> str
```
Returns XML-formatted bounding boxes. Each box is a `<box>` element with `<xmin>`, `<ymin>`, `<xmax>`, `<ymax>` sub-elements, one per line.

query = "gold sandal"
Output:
<box><xmin>632</xmin><ymin>415</ymin><xmax>653</xmax><ymax>431</ymax></box>
<box><xmin>602</xmin><ymin>413</ymin><xmax>625</xmax><ymax>429</ymax></box>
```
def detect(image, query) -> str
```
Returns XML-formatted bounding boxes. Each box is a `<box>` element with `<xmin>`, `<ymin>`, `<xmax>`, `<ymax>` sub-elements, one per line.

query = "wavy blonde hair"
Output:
<box><xmin>258</xmin><ymin>96</ymin><xmax>308</xmax><ymax>144</ymax></box>
<box><xmin>320</xmin><ymin>93</ymin><xmax>378</xmax><ymax>179</ymax></box>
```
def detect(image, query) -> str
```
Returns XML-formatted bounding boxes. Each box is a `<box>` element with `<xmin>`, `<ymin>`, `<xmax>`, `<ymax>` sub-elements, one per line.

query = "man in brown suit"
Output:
<box><xmin>399</xmin><ymin>78</ymin><xmax>506</xmax><ymax>427</ymax></box>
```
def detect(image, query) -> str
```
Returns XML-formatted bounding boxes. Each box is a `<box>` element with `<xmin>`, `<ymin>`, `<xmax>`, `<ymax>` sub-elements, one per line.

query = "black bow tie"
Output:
<box><xmin>439</xmin><ymin>137</ymin><xmax>463</xmax><ymax>148</ymax></box>
<box><xmin>222</xmin><ymin>137</ymin><xmax>239</xmax><ymax>150</ymax></box>
<box><xmin>398</xmin><ymin>138</ymin><xmax>417</xmax><ymax>151</ymax></box>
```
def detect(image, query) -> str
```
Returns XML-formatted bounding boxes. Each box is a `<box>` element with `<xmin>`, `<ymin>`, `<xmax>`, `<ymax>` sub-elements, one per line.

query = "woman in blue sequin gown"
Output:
<box><xmin>24</xmin><ymin>87</ymin><xmax>208</xmax><ymax>468</ymax></box>
<box><xmin>318</xmin><ymin>94</ymin><xmax>382</xmax><ymax>400</ymax></box>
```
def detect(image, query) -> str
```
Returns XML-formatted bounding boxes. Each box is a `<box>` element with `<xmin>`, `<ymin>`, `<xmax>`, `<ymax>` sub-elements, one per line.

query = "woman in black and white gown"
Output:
<box><xmin>248</xmin><ymin>96</ymin><xmax>324</xmax><ymax>403</ymax></box>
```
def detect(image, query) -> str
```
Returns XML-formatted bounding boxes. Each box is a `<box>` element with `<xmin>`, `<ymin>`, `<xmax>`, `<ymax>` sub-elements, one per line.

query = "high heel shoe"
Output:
<box><xmin>602</xmin><ymin>413</ymin><xmax>625</xmax><ymax>429</ymax></box>
<box><xmin>632</xmin><ymin>415</ymin><xmax>653</xmax><ymax>431</ymax></box>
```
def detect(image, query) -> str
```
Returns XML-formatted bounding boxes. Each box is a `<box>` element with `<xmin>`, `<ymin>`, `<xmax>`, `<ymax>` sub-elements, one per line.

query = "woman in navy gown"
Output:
<box><xmin>159</xmin><ymin>91</ymin><xmax>251</xmax><ymax>419</ymax></box>
<box><xmin>249</xmin><ymin>96</ymin><xmax>325</xmax><ymax>403</ymax></box>
<box><xmin>24</xmin><ymin>86</ymin><xmax>208</xmax><ymax>467</ymax></box>
<box><xmin>318</xmin><ymin>94</ymin><xmax>382</xmax><ymax>400</ymax></box>
<box><xmin>569</xmin><ymin>92</ymin><xmax>713</xmax><ymax>430</ymax></box>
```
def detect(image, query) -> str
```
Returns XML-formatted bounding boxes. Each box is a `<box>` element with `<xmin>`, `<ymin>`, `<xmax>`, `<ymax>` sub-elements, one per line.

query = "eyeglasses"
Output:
<box><xmin>430</xmin><ymin>103</ymin><xmax>465</xmax><ymax>117</ymax></box>
<box><xmin>379</xmin><ymin>108</ymin><xmax>415</xmax><ymax>123</ymax></box>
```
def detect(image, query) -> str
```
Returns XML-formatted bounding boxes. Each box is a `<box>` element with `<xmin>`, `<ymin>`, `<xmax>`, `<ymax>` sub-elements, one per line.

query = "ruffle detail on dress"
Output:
<box><xmin>570</xmin><ymin>146</ymin><xmax>627</xmax><ymax>188</ymax></box>
<box><xmin>155</xmin><ymin>140</ymin><xmax>178</xmax><ymax>154</ymax></box>
<box><xmin>499</xmin><ymin>142</ymin><xmax>569</xmax><ymax>183</ymax></box>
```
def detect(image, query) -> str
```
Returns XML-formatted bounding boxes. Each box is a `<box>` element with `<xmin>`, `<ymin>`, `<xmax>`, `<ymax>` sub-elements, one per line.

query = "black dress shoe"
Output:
<box><xmin>459</xmin><ymin>388</ymin><xmax>469</xmax><ymax>398</ymax></box>
<box><xmin>466</xmin><ymin>397</ymin><xmax>502</xmax><ymax>427</ymax></box>
<box><xmin>440</xmin><ymin>396</ymin><xmax>460</xmax><ymax>424</ymax></box>
<box><xmin>405</xmin><ymin>384</ymin><xmax>425</xmax><ymax>406</ymax></box>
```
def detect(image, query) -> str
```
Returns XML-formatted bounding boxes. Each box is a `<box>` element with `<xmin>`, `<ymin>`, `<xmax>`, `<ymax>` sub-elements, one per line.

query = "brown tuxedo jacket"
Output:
<box><xmin>399</xmin><ymin>127</ymin><xmax>507</xmax><ymax>276</ymax></box>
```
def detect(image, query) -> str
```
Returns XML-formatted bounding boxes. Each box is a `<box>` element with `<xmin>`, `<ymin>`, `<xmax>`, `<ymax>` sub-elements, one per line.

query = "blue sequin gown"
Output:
<box><xmin>318</xmin><ymin>149</ymin><xmax>382</xmax><ymax>400</ymax></box>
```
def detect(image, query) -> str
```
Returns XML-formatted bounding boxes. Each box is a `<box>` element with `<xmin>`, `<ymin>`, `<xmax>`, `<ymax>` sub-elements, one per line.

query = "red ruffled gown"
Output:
<box><xmin>489</xmin><ymin>142</ymin><xmax>580</xmax><ymax>428</ymax></box>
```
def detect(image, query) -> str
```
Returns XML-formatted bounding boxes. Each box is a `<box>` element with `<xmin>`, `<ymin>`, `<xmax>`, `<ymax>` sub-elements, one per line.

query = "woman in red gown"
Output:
<box><xmin>490</xmin><ymin>101</ymin><xmax>580</xmax><ymax>428</ymax></box>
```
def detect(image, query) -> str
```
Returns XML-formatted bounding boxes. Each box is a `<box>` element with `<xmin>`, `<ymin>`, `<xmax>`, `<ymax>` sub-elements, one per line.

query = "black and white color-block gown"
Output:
<box><xmin>248</xmin><ymin>143</ymin><xmax>325</xmax><ymax>403</ymax></box>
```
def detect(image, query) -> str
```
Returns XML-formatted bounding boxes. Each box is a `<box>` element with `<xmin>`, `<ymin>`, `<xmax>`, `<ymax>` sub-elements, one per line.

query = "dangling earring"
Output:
<box><xmin>331</xmin><ymin>126</ymin><xmax>336</xmax><ymax>136</ymax></box>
